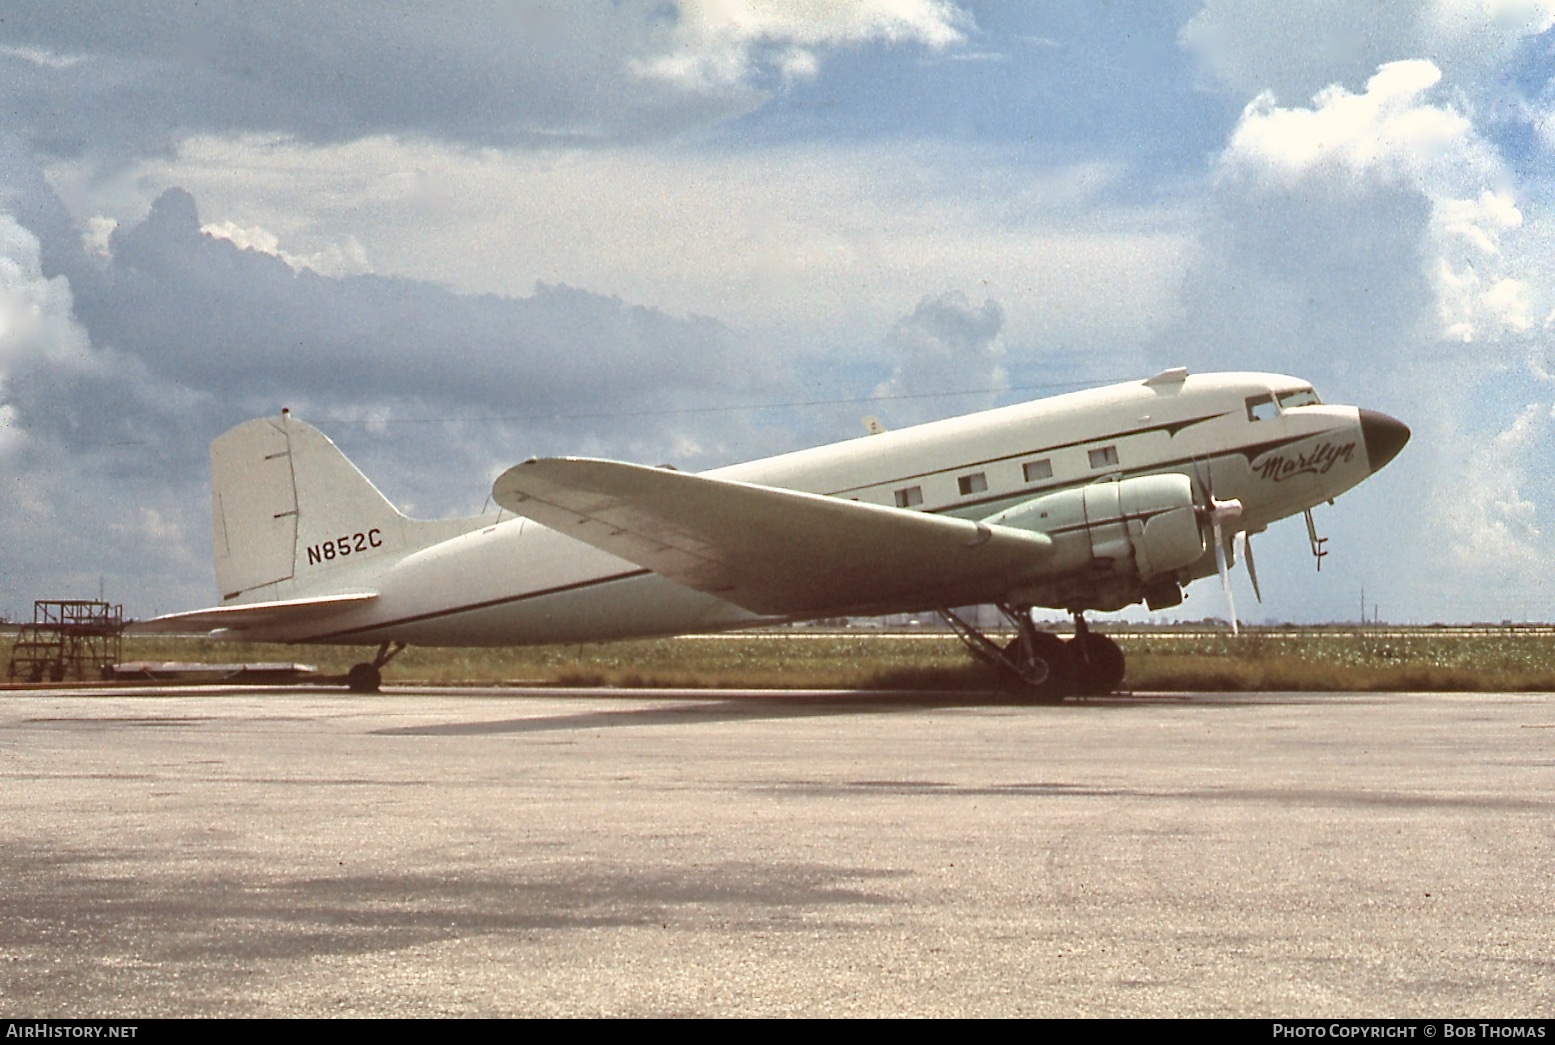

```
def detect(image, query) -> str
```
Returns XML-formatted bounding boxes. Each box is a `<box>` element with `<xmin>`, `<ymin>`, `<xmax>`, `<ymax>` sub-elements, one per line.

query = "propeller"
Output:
<box><xmin>1202</xmin><ymin>496</ymin><xmax>1243</xmax><ymax>636</ymax></box>
<box><xmin>1193</xmin><ymin>458</ymin><xmax>1256</xmax><ymax>636</ymax></box>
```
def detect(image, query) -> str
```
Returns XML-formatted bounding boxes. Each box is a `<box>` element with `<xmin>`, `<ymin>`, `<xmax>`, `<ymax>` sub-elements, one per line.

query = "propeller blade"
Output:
<box><xmin>1237</xmin><ymin>531</ymin><xmax>1262</xmax><ymax>603</ymax></box>
<box><xmin>1213</xmin><ymin>516</ymin><xmax>1238</xmax><ymax>636</ymax></box>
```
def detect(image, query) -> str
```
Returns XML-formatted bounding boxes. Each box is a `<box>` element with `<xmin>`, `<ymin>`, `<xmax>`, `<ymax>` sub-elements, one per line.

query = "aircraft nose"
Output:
<box><xmin>1359</xmin><ymin>409</ymin><xmax>1410</xmax><ymax>472</ymax></box>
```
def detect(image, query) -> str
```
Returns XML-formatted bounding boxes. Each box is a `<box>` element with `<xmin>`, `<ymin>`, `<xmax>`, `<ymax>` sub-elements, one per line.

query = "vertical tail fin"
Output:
<box><xmin>210</xmin><ymin>412</ymin><xmax>443</xmax><ymax>603</ymax></box>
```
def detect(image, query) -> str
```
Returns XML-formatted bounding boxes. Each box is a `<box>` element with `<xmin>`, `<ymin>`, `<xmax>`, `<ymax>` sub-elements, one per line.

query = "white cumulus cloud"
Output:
<box><xmin>1219</xmin><ymin>60</ymin><xmax>1530</xmax><ymax>345</ymax></box>
<box><xmin>875</xmin><ymin>290</ymin><xmax>1006</xmax><ymax>425</ymax></box>
<box><xmin>1183</xmin><ymin>0</ymin><xmax>1555</xmax><ymax>100</ymax></box>
<box><xmin>201</xmin><ymin>219</ymin><xmax>370</xmax><ymax>278</ymax></box>
<box><xmin>634</xmin><ymin>0</ymin><xmax>970</xmax><ymax>91</ymax></box>
<box><xmin>1443</xmin><ymin>401</ymin><xmax>1555</xmax><ymax>582</ymax></box>
<box><xmin>0</xmin><ymin>212</ymin><xmax>94</xmax><ymax>456</ymax></box>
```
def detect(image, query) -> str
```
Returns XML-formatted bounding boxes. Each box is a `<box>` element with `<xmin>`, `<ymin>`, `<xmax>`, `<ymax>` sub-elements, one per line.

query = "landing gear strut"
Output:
<box><xmin>938</xmin><ymin>605</ymin><xmax>1126</xmax><ymax>698</ymax></box>
<box><xmin>346</xmin><ymin>640</ymin><xmax>405</xmax><ymax>693</ymax></box>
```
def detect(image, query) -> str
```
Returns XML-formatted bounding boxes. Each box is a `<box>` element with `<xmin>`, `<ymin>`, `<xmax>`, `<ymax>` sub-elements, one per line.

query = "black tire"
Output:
<box><xmin>346</xmin><ymin>663</ymin><xmax>382</xmax><ymax>693</ymax></box>
<box><xmin>1066</xmin><ymin>633</ymin><xmax>1126</xmax><ymax>695</ymax></box>
<box><xmin>1001</xmin><ymin>631</ymin><xmax>1072</xmax><ymax>700</ymax></box>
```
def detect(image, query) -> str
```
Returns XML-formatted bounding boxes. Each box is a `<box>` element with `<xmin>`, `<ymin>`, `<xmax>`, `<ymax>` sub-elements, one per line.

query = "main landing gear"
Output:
<box><xmin>345</xmin><ymin>640</ymin><xmax>405</xmax><ymax>693</ymax></box>
<box><xmin>938</xmin><ymin>605</ymin><xmax>1125</xmax><ymax>699</ymax></box>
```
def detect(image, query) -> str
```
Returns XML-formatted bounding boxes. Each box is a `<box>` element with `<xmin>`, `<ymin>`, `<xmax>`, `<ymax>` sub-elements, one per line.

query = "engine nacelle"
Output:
<box><xmin>986</xmin><ymin>474</ymin><xmax>1205</xmax><ymax>610</ymax></box>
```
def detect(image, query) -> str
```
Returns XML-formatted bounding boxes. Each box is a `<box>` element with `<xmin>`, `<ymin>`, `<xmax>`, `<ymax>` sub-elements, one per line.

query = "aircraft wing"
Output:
<box><xmin>130</xmin><ymin>592</ymin><xmax>379</xmax><ymax>635</ymax></box>
<box><xmin>492</xmin><ymin>459</ymin><xmax>1053</xmax><ymax>616</ymax></box>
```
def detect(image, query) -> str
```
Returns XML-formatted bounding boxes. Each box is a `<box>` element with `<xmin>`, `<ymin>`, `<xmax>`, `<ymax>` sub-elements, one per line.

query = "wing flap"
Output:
<box><xmin>492</xmin><ymin>459</ymin><xmax>1053</xmax><ymax>616</ymax></box>
<box><xmin>130</xmin><ymin>592</ymin><xmax>379</xmax><ymax>635</ymax></box>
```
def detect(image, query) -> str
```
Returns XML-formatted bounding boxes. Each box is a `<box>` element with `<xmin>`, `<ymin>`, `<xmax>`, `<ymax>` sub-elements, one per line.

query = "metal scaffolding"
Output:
<box><xmin>6</xmin><ymin>600</ymin><xmax>124</xmax><ymax>683</ymax></box>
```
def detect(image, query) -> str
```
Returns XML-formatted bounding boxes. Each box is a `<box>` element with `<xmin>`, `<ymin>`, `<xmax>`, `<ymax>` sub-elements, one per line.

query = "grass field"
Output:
<box><xmin>6</xmin><ymin>628</ymin><xmax>1555</xmax><ymax>692</ymax></box>
<box><xmin>1122</xmin><ymin>630</ymin><xmax>1555</xmax><ymax>692</ymax></box>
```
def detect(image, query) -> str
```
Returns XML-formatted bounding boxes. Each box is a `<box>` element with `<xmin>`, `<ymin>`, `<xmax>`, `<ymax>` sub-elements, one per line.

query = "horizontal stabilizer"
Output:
<box><xmin>130</xmin><ymin>592</ymin><xmax>379</xmax><ymax>635</ymax></box>
<box><xmin>492</xmin><ymin>458</ymin><xmax>1054</xmax><ymax>616</ymax></box>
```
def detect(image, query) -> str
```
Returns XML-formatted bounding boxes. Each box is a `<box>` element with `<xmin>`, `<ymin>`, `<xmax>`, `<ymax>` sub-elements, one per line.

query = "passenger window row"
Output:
<box><xmin>887</xmin><ymin>445</ymin><xmax>1119</xmax><ymax>510</ymax></box>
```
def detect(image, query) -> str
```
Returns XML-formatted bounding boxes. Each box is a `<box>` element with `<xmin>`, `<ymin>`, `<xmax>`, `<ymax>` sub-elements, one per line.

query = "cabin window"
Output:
<box><xmin>1246</xmin><ymin>394</ymin><xmax>1279</xmax><ymax>422</ymax></box>
<box><xmin>1022</xmin><ymin>459</ymin><xmax>1053</xmax><ymax>483</ymax></box>
<box><xmin>894</xmin><ymin>486</ymin><xmax>924</xmax><ymax>509</ymax></box>
<box><xmin>1278</xmin><ymin>387</ymin><xmax>1321</xmax><ymax>409</ymax></box>
<box><xmin>1088</xmin><ymin>446</ymin><xmax>1119</xmax><ymax>469</ymax></box>
<box><xmin>957</xmin><ymin>472</ymin><xmax>987</xmax><ymax>496</ymax></box>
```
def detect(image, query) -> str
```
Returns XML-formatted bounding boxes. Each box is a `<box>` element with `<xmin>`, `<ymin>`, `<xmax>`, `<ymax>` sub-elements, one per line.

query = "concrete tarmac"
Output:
<box><xmin>2</xmin><ymin>686</ymin><xmax>1553</xmax><ymax>1017</ymax></box>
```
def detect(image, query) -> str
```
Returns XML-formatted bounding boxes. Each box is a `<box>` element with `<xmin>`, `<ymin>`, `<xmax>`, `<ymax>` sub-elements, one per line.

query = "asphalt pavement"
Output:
<box><xmin>3</xmin><ymin>686</ymin><xmax>1552</xmax><ymax>1017</ymax></box>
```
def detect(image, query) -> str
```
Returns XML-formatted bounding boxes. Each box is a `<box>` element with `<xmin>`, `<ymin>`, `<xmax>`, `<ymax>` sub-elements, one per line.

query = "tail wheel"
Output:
<box><xmin>1066</xmin><ymin>633</ymin><xmax>1125</xmax><ymax>695</ymax></box>
<box><xmin>345</xmin><ymin>641</ymin><xmax>404</xmax><ymax>693</ymax></box>
<box><xmin>346</xmin><ymin>663</ymin><xmax>382</xmax><ymax>693</ymax></box>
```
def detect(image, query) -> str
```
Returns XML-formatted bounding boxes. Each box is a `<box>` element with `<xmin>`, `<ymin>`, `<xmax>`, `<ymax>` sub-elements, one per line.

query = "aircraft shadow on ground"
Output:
<box><xmin>1</xmin><ymin>845</ymin><xmax>905</xmax><ymax>970</ymax></box>
<box><xmin>369</xmin><ymin>689</ymin><xmax>1350</xmax><ymax>736</ymax></box>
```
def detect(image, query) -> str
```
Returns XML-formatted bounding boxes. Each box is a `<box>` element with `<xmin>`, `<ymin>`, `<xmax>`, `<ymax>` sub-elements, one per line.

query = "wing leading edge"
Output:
<box><xmin>492</xmin><ymin>458</ymin><xmax>1053</xmax><ymax>617</ymax></box>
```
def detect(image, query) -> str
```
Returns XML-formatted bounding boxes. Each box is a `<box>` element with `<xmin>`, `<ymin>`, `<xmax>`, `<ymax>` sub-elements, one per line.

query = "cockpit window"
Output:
<box><xmin>1245</xmin><ymin>394</ymin><xmax>1279</xmax><ymax>422</ymax></box>
<box><xmin>1278</xmin><ymin>387</ymin><xmax>1322</xmax><ymax>409</ymax></box>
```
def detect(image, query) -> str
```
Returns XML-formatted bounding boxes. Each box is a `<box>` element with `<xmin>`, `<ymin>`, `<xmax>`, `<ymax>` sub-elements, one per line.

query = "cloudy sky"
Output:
<box><xmin>3</xmin><ymin>1</ymin><xmax>1554</xmax><ymax>627</ymax></box>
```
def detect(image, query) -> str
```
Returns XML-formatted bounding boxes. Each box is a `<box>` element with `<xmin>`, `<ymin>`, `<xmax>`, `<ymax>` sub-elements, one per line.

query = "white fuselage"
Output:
<box><xmin>246</xmin><ymin>371</ymin><xmax>1388</xmax><ymax>647</ymax></box>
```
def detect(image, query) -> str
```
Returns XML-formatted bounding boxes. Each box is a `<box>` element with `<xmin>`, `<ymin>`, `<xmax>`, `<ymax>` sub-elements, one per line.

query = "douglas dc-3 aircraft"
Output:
<box><xmin>139</xmin><ymin>369</ymin><xmax>1408</xmax><ymax>696</ymax></box>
